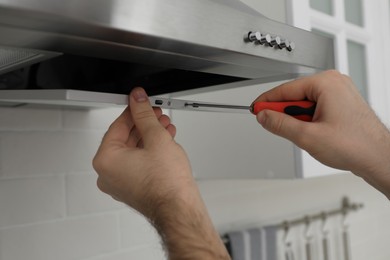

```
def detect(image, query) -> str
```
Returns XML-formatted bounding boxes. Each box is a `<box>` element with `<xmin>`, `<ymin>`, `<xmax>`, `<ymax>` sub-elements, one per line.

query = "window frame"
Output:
<box><xmin>286</xmin><ymin>0</ymin><xmax>390</xmax><ymax>124</ymax></box>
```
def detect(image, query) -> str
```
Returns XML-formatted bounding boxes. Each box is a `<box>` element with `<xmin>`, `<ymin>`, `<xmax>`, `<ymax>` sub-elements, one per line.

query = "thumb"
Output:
<box><xmin>129</xmin><ymin>87</ymin><xmax>169</xmax><ymax>146</ymax></box>
<box><xmin>256</xmin><ymin>110</ymin><xmax>307</xmax><ymax>145</ymax></box>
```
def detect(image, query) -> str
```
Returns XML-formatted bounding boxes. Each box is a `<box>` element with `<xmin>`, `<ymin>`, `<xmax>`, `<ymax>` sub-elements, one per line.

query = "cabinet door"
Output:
<box><xmin>170</xmin><ymin>83</ymin><xmax>298</xmax><ymax>179</ymax></box>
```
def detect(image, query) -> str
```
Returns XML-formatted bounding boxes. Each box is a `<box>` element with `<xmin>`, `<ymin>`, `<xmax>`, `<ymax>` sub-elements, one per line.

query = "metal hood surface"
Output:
<box><xmin>0</xmin><ymin>0</ymin><xmax>334</xmax><ymax>107</ymax></box>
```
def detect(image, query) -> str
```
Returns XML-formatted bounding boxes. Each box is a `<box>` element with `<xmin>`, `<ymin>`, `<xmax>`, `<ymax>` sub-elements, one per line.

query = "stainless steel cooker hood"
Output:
<box><xmin>0</xmin><ymin>0</ymin><xmax>334</xmax><ymax>107</ymax></box>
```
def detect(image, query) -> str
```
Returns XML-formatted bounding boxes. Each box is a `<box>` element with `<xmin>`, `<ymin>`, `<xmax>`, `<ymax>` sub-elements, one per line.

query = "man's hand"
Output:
<box><xmin>93</xmin><ymin>87</ymin><xmax>191</xmax><ymax>218</ymax></box>
<box><xmin>253</xmin><ymin>70</ymin><xmax>390</xmax><ymax>197</ymax></box>
<box><xmin>93</xmin><ymin>87</ymin><xmax>230</xmax><ymax>259</ymax></box>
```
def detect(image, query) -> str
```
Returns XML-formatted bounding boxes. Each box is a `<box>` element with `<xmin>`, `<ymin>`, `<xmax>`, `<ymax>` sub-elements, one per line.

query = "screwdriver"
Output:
<box><xmin>150</xmin><ymin>97</ymin><xmax>316</xmax><ymax>122</ymax></box>
<box><xmin>250</xmin><ymin>100</ymin><xmax>316</xmax><ymax>122</ymax></box>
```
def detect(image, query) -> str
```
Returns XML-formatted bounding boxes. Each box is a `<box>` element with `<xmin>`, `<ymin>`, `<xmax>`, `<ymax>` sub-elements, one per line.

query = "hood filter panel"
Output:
<box><xmin>0</xmin><ymin>46</ymin><xmax>61</xmax><ymax>75</ymax></box>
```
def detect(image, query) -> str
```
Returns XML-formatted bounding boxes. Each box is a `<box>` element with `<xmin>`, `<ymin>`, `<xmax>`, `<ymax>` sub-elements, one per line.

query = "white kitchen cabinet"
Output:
<box><xmin>170</xmin><ymin>82</ymin><xmax>343</xmax><ymax>179</ymax></box>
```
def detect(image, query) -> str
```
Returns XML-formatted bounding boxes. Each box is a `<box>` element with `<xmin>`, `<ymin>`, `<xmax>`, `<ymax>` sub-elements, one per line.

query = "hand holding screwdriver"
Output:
<box><xmin>253</xmin><ymin>70</ymin><xmax>390</xmax><ymax>199</ymax></box>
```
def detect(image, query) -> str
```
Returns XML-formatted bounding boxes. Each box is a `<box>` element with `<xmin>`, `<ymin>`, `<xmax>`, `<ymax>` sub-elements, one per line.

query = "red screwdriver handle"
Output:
<box><xmin>251</xmin><ymin>101</ymin><xmax>316</xmax><ymax>122</ymax></box>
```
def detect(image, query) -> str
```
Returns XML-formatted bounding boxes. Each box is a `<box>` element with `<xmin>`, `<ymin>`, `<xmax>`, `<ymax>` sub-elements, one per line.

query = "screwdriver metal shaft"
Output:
<box><xmin>185</xmin><ymin>102</ymin><xmax>250</xmax><ymax>111</ymax></box>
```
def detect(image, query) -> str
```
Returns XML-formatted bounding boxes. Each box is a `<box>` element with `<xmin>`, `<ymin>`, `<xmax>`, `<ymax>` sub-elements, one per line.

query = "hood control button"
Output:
<box><xmin>259</xmin><ymin>34</ymin><xmax>272</xmax><ymax>45</ymax></box>
<box><xmin>278</xmin><ymin>39</ymin><xmax>289</xmax><ymax>49</ymax></box>
<box><xmin>287</xmin><ymin>41</ymin><xmax>296</xmax><ymax>51</ymax></box>
<box><xmin>247</xmin><ymin>31</ymin><xmax>261</xmax><ymax>42</ymax></box>
<box><xmin>269</xmin><ymin>36</ymin><xmax>281</xmax><ymax>47</ymax></box>
<box><xmin>246</xmin><ymin>31</ymin><xmax>294</xmax><ymax>52</ymax></box>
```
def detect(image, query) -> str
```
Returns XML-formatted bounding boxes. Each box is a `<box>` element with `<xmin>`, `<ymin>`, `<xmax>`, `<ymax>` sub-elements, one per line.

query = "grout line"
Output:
<box><xmin>0</xmin><ymin>211</ymin><xmax>121</xmax><ymax>231</ymax></box>
<box><xmin>0</xmin><ymin>173</ymin><xmax>69</xmax><ymax>182</ymax></box>
<box><xmin>0</xmin><ymin>170</ymin><xmax>98</xmax><ymax>181</ymax></box>
<box><xmin>80</xmin><ymin>245</ymin><xmax>164</xmax><ymax>260</ymax></box>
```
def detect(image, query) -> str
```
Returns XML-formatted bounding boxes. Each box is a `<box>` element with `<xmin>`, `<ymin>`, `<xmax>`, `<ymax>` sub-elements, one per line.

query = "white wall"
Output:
<box><xmin>0</xmin><ymin>106</ymin><xmax>390</xmax><ymax>260</ymax></box>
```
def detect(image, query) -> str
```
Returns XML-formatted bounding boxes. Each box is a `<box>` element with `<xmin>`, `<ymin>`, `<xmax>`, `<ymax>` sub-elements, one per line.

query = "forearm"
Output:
<box><xmin>149</xmin><ymin>186</ymin><xmax>230</xmax><ymax>260</ymax></box>
<box><xmin>254</xmin><ymin>71</ymin><xmax>390</xmax><ymax>198</ymax></box>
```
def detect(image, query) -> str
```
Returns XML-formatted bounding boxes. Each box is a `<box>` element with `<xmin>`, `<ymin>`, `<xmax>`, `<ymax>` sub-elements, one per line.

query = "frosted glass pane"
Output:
<box><xmin>344</xmin><ymin>0</ymin><xmax>364</xmax><ymax>26</ymax></box>
<box><xmin>347</xmin><ymin>40</ymin><xmax>367</xmax><ymax>99</ymax></box>
<box><xmin>312</xmin><ymin>29</ymin><xmax>336</xmax><ymax>62</ymax></box>
<box><xmin>310</xmin><ymin>0</ymin><xmax>333</xmax><ymax>15</ymax></box>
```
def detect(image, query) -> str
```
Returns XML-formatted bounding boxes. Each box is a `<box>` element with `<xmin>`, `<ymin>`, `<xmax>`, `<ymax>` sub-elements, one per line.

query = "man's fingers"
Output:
<box><xmin>257</xmin><ymin>110</ymin><xmax>310</xmax><ymax>148</ymax></box>
<box><xmin>126</xmin><ymin>107</ymin><xmax>166</xmax><ymax>147</ymax></box>
<box><xmin>128</xmin><ymin>114</ymin><xmax>174</xmax><ymax>147</ymax></box>
<box><xmin>100</xmin><ymin>87</ymin><xmax>177</xmax><ymax>150</ymax></box>
<box><xmin>166</xmin><ymin>124</ymin><xmax>177</xmax><ymax>138</ymax></box>
<box><xmin>129</xmin><ymin>87</ymin><xmax>171</xmax><ymax>147</ymax></box>
<box><xmin>153</xmin><ymin>107</ymin><xmax>163</xmax><ymax>118</ymax></box>
<box><xmin>102</xmin><ymin>106</ymin><xmax>134</xmax><ymax>145</ymax></box>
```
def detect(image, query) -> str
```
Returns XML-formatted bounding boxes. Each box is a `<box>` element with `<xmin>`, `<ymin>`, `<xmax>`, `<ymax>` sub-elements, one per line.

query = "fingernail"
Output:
<box><xmin>132</xmin><ymin>88</ymin><xmax>148</xmax><ymax>102</ymax></box>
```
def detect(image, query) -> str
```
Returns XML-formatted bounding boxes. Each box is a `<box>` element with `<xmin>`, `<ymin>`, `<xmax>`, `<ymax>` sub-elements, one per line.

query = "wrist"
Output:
<box><xmin>146</xmin><ymin>183</ymin><xmax>230</xmax><ymax>260</ymax></box>
<box><xmin>354</xmin><ymin>124</ymin><xmax>390</xmax><ymax>198</ymax></box>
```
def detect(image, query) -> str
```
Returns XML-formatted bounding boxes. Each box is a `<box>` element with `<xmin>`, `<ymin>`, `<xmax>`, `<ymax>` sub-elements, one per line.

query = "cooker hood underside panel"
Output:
<box><xmin>0</xmin><ymin>0</ymin><xmax>334</xmax><ymax>106</ymax></box>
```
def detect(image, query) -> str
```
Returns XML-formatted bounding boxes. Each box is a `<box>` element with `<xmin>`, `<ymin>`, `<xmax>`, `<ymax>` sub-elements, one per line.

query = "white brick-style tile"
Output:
<box><xmin>0</xmin><ymin>132</ymin><xmax>70</xmax><ymax>176</ymax></box>
<box><xmin>0</xmin><ymin>214</ymin><xmax>119</xmax><ymax>260</ymax></box>
<box><xmin>0</xmin><ymin>176</ymin><xmax>65</xmax><ymax>228</ymax></box>
<box><xmin>62</xmin><ymin>107</ymin><xmax>124</xmax><ymax>131</ymax></box>
<box><xmin>120</xmin><ymin>210</ymin><xmax>161</xmax><ymax>248</ymax></box>
<box><xmin>66</xmin><ymin>173</ymin><xmax>124</xmax><ymax>216</ymax></box>
<box><xmin>0</xmin><ymin>131</ymin><xmax>101</xmax><ymax>177</ymax></box>
<box><xmin>83</xmin><ymin>246</ymin><xmax>166</xmax><ymax>260</ymax></box>
<box><xmin>0</xmin><ymin>107</ymin><xmax>61</xmax><ymax>130</ymax></box>
<box><xmin>351</xmin><ymin>233</ymin><xmax>389</xmax><ymax>260</ymax></box>
<box><xmin>62</xmin><ymin>131</ymin><xmax>104</xmax><ymax>174</ymax></box>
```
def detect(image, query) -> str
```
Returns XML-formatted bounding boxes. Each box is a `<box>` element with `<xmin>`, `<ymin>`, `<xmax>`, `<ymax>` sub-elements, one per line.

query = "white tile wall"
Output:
<box><xmin>0</xmin><ymin>215</ymin><xmax>119</xmax><ymax>260</ymax></box>
<box><xmin>66</xmin><ymin>173</ymin><xmax>125</xmax><ymax>216</ymax></box>
<box><xmin>0</xmin><ymin>106</ymin><xmax>390</xmax><ymax>260</ymax></box>
<box><xmin>0</xmin><ymin>131</ymin><xmax>101</xmax><ymax>177</ymax></box>
<box><xmin>120</xmin><ymin>210</ymin><xmax>160</xmax><ymax>248</ymax></box>
<box><xmin>62</xmin><ymin>107</ymin><xmax>125</xmax><ymax>130</ymax></box>
<box><xmin>0</xmin><ymin>176</ymin><xmax>65</xmax><ymax>228</ymax></box>
<box><xmin>0</xmin><ymin>107</ymin><xmax>62</xmax><ymax>130</ymax></box>
<box><xmin>83</xmin><ymin>247</ymin><xmax>165</xmax><ymax>260</ymax></box>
